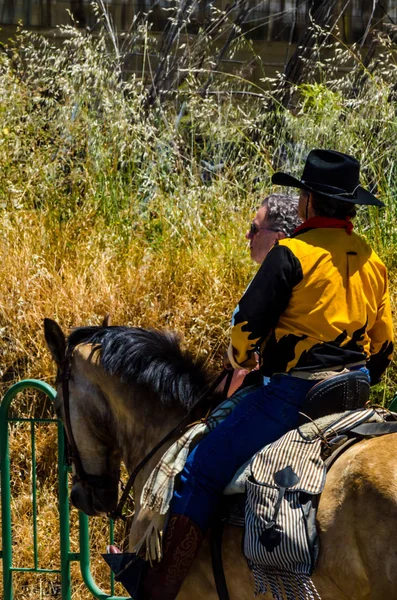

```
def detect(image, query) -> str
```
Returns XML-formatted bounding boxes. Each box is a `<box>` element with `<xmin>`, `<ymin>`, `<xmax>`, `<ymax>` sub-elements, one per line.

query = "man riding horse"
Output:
<box><xmin>113</xmin><ymin>149</ymin><xmax>394</xmax><ymax>600</ymax></box>
<box><xmin>226</xmin><ymin>192</ymin><xmax>300</xmax><ymax>396</ymax></box>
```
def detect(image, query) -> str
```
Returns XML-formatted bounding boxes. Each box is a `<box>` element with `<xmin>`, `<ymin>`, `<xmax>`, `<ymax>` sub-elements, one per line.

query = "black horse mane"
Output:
<box><xmin>67</xmin><ymin>326</ymin><xmax>213</xmax><ymax>410</ymax></box>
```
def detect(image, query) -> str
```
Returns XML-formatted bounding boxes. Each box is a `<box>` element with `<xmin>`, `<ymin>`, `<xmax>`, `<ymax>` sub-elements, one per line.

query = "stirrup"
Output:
<box><xmin>102</xmin><ymin>552</ymin><xmax>147</xmax><ymax>599</ymax></box>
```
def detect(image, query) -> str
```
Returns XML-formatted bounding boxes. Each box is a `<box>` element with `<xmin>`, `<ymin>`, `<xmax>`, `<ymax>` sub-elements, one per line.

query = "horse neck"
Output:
<box><xmin>100</xmin><ymin>373</ymin><xmax>187</xmax><ymax>476</ymax></box>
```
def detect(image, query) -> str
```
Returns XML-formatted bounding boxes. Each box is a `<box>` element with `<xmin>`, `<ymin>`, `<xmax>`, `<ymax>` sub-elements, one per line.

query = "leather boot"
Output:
<box><xmin>142</xmin><ymin>513</ymin><xmax>204</xmax><ymax>600</ymax></box>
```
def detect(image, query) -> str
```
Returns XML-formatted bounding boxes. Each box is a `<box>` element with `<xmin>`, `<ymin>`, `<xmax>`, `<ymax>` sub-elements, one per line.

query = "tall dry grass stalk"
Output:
<box><xmin>1</xmin><ymin>14</ymin><xmax>397</xmax><ymax>597</ymax></box>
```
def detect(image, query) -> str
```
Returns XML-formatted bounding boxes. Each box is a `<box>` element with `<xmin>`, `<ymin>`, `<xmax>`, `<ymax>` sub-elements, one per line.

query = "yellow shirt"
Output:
<box><xmin>228</xmin><ymin>227</ymin><xmax>393</xmax><ymax>384</ymax></box>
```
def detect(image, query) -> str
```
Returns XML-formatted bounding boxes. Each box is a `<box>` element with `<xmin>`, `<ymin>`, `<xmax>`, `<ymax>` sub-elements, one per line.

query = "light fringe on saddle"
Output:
<box><xmin>135</xmin><ymin>385</ymin><xmax>256</xmax><ymax>561</ymax></box>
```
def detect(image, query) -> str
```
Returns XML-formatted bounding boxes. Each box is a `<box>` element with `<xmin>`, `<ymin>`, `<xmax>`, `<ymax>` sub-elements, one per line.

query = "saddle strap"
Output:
<box><xmin>348</xmin><ymin>420</ymin><xmax>397</xmax><ymax>437</ymax></box>
<box><xmin>210</xmin><ymin>518</ymin><xmax>230</xmax><ymax>600</ymax></box>
<box><xmin>324</xmin><ymin>420</ymin><xmax>397</xmax><ymax>471</ymax></box>
<box><xmin>323</xmin><ymin>437</ymin><xmax>359</xmax><ymax>471</ymax></box>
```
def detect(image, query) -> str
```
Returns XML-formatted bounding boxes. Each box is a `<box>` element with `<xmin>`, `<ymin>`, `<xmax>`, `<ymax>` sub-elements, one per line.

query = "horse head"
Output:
<box><xmin>44</xmin><ymin>317</ymin><xmax>218</xmax><ymax>526</ymax></box>
<box><xmin>44</xmin><ymin>318</ymin><xmax>121</xmax><ymax>517</ymax></box>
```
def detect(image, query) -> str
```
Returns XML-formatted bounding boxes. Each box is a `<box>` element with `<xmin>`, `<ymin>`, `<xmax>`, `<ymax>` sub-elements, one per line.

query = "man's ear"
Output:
<box><xmin>276</xmin><ymin>231</ymin><xmax>286</xmax><ymax>241</ymax></box>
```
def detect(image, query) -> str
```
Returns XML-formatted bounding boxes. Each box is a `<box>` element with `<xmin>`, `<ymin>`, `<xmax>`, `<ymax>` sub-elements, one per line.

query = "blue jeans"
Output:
<box><xmin>171</xmin><ymin>374</ymin><xmax>319</xmax><ymax>531</ymax></box>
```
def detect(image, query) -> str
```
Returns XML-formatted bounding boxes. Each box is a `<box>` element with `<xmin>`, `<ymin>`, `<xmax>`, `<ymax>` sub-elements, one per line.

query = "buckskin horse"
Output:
<box><xmin>44</xmin><ymin>318</ymin><xmax>397</xmax><ymax>600</ymax></box>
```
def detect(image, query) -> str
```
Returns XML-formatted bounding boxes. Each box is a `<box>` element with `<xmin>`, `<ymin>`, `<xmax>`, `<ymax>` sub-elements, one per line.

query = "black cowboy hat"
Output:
<box><xmin>272</xmin><ymin>149</ymin><xmax>384</xmax><ymax>207</ymax></box>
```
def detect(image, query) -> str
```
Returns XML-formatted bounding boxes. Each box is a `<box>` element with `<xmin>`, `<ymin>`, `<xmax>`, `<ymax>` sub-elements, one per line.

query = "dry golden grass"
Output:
<box><xmin>0</xmin><ymin>205</ymin><xmax>254</xmax><ymax>385</ymax></box>
<box><xmin>0</xmin><ymin>205</ymin><xmax>255</xmax><ymax>598</ymax></box>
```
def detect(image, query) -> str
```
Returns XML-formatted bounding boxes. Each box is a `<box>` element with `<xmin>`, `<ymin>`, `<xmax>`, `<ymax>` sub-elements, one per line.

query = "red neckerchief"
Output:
<box><xmin>293</xmin><ymin>216</ymin><xmax>353</xmax><ymax>236</ymax></box>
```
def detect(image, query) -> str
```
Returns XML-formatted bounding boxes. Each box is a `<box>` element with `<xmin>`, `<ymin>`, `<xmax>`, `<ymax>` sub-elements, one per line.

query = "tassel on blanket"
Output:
<box><xmin>251</xmin><ymin>565</ymin><xmax>321</xmax><ymax>600</ymax></box>
<box><xmin>140</xmin><ymin>422</ymin><xmax>207</xmax><ymax>515</ymax></box>
<box><xmin>133</xmin><ymin>512</ymin><xmax>167</xmax><ymax>564</ymax></box>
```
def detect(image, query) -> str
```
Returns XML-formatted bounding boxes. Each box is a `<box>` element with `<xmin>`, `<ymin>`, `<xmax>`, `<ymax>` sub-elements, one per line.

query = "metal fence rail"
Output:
<box><xmin>0</xmin><ymin>379</ymin><xmax>129</xmax><ymax>600</ymax></box>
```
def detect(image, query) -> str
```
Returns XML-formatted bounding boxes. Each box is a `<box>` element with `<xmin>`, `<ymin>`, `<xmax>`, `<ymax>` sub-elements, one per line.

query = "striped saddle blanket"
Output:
<box><xmin>243</xmin><ymin>408</ymin><xmax>386</xmax><ymax>600</ymax></box>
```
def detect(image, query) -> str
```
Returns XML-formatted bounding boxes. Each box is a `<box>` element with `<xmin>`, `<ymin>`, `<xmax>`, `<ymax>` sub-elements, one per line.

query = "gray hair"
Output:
<box><xmin>261</xmin><ymin>193</ymin><xmax>301</xmax><ymax>236</ymax></box>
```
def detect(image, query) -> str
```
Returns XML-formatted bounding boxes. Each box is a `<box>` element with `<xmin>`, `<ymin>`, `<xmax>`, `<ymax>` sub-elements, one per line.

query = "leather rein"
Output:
<box><xmin>60</xmin><ymin>348</ymin><xmax>234</xmax><ymax>521</ymax></box>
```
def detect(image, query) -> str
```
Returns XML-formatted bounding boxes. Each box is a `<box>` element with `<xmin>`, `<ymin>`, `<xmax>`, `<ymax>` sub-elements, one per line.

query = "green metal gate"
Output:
<box><xmin>0</xmin><ymin>379</ymin><xmax>129</xmax><ymax>599</ymax></box>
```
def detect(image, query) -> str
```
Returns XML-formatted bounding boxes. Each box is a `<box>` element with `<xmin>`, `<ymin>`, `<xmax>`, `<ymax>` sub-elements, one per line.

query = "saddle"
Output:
<box><xmin>212</xmin><ymin>372</ymin><xmax>394</xmax><ymax>600</ymax></box>
<box><xmin>298</xmin><ymin>370</ymin><xmax>370</xmax><ymax>423</ymax></box>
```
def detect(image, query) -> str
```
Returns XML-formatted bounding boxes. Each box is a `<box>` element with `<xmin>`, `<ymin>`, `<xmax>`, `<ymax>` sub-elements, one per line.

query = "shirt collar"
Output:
<box><xmin>292</xmin><ymin>216</ymin><xmax>353</xmax><ymax>237</ymax></box>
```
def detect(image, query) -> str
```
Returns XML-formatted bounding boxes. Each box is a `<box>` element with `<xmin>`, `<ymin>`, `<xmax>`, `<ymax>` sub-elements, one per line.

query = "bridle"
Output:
<box><xmin>61</xmin><ymin>352</ymin><xmax>120</xmax><ymax>508</ymax></box>
<box><xmin>60</xmin><ymin>347</ymin><xmax>233</xmax><ymax>521</ymax></box>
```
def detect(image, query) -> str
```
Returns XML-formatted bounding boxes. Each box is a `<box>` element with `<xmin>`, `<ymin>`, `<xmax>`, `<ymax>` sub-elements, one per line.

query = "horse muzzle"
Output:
<box><xmin>71</xmin><ymin>480</ymin><xmax>118</xmax><ymax>516</ymax></box>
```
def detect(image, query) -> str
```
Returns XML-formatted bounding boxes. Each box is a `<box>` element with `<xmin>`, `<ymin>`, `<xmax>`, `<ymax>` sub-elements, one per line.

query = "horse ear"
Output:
<box><xmin>44</xmin><ymin>318</ymin><xmax>66</xmax><ymax>366</ymax></box>
<box><xmin>102</xmin><ymin>313</ymin><xmax>111</xmax><ymax>327</ymax></box>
